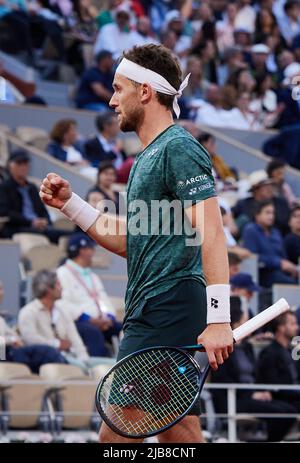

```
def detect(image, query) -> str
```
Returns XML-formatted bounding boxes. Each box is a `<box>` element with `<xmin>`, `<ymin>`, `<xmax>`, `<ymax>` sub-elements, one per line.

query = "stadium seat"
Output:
<box><xmin>39</xmin><ymin>364</ymin><xmax>96</xmax><ymax>431</ymax></box>
<box><xmin>0</xmin><ymin>363</ymin><xmax>50</xmax><ymax>431</ymax></box>
<box><xmin>12</xmin><ymin>233</ymin><xmax>50</xmax><ymax>257</ymax></box>
<box><xmin>15</xmin><ymin>126</ymin><xmax>49</xmax><ymax>148</ymax></box>
<box><xmin>24</xmin><ymin>244</ymin><xmax>64</xmax><ymax>272</ymax></box>
<box><xmin>89</xmin><ymin>364</ymin><xmax>111</xmax><ymax>382</ymax></box>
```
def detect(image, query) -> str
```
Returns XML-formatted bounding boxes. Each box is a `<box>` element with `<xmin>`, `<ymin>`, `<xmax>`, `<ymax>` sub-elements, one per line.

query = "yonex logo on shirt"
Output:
<box><xmin>211</xmin><ymin>298</ymin><xmax>219</xmax><ymax>309</ymax></box>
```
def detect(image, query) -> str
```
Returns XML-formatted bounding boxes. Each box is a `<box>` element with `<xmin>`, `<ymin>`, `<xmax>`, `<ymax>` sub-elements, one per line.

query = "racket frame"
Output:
<box><xmin>95</xmin><ymin>345</ymin><xmax>210</xmax><ymax>438</ymax></box>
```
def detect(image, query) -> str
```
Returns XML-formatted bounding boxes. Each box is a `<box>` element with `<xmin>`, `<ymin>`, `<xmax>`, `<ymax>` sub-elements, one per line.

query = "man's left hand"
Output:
<box><xmin>197</xmin><ymin>323</ymin><xmax>234</xmax><ymax>370</ymax></box>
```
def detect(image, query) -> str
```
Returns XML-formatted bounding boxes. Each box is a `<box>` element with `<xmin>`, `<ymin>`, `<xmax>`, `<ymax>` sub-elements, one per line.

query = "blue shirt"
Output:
<box><xmin>242</xmin><ymin>222</ymin><xmax>286</xmax><ymax>270</ymax></box>
<box><xmin>18</xmin><ymin>185</ymin><xmax>38</xmax><ymax>222</ymax></box>
<box><xmin>75</xmin><ymin>67</ymin><xmax>113</xmax><ymax>108</ymax></box>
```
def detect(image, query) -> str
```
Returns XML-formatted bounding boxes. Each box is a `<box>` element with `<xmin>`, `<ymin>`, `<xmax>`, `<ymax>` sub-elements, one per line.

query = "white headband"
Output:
<box><xmin>115</xmin><ymin>57</ymin><xmax>190</xmax><ymax>118</ymax></box>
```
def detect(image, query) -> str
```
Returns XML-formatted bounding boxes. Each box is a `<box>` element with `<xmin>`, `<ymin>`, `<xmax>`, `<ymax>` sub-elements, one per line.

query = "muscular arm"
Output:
<box><xmin>87</xmin><ymin>213</ymin><xmax>127</xmax><ymax>258</ymax></box>
<box><xmin>185</xmin><ymin>196</ymin><xmax>233</xmax><ymax>370</ymax></box>
<box><xmin>185</xmin><ymin>196</ymin><xmax>229</xmax><ymax>285</ymax></box>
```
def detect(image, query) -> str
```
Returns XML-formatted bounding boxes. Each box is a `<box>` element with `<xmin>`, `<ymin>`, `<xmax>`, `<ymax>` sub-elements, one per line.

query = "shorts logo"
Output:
<box><xmin>211</xmin><ymin>298</ymin><xmax>219</xmax><ymax>309</ymax></box>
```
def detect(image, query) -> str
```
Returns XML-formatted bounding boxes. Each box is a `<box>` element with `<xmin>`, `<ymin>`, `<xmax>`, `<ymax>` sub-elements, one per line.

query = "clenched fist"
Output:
<box><xmin>39</xmin><ymin>173</ymin><xmax>72</xmax><ymax>210</ymax></box>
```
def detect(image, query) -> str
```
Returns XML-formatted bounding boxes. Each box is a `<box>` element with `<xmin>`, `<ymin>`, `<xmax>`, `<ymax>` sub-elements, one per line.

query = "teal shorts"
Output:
<box><xmin>117</xmin><ymin>279</ymin><xmax>207</xmax><ymax>416</ymax></box>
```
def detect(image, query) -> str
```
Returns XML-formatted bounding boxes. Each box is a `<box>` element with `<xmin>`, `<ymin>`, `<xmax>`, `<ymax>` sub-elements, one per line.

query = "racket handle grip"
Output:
<box><xmin>232</xmin><ymin>298</ymin><xmax>290</xmax><ymax>342</ymax></box>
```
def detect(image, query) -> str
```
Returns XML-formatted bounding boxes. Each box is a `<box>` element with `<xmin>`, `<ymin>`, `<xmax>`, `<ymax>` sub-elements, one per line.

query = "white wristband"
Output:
<box><xmin>61</xmin><ymin>193</ymin><xmax>101</xmax><ymax>232</ymax></box>
<box><xmin>206</xmin><ymin>284</ymin><xmax>231</xmax><ymax>324</ymax></box>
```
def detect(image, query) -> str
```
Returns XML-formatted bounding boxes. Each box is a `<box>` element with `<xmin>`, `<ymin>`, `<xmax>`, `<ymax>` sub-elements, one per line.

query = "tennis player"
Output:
<box><xmin>40</xmin><ymin>44</ymin><xmax>233</xmax><ymax>443</ymax></box>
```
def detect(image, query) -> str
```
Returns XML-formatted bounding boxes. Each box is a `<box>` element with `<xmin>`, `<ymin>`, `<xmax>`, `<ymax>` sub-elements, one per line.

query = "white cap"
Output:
<box><xmin>251</xmin><ymin>44</ymin><xmax>270</xmax><ymax>54</ymax></box>
<box><xmin>283</xmin><ymin>62</ymin><xmax>300</xmax><ymax>85</ymax></box>
<box><xmin>165</xmin><ymin>9</ymin><xmax>182</xmax><ymax>25</ymax></box>
<box><xmin>248</xmin><ymin>170</ymin><xmax>273</xmax><ymax>192</ymax></box>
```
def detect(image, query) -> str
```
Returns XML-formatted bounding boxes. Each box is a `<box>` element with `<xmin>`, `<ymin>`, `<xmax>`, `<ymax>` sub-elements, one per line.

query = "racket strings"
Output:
<box><xmin>98</xmin><ymin>348</ymin><xmax>200</xmax><ymax>436</ymax></box>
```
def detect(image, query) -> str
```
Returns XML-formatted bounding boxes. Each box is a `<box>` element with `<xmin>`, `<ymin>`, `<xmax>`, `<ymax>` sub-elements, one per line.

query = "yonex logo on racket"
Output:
<box><xmin>211</xmin><ymin>298</ymin><xmax>219</xmax><ymax>309</ymax></box>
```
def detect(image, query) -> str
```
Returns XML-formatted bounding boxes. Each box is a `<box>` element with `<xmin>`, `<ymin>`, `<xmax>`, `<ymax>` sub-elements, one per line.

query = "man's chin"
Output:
<box><xmin>120</xmin><ymin>120</ymin><xmax>136</xmax><ymax>132</ymax></box>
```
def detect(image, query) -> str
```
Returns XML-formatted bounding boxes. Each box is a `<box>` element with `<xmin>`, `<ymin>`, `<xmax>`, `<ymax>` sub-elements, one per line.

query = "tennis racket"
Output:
<box><xmin>95</xmin><ymin>298</ymin><xmax>289</xmax><ymax>439</ymax></box>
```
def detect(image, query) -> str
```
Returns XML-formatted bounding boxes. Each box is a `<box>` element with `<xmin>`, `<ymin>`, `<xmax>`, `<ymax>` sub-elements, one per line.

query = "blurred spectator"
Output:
<box><xmin>277</xmin><ymin>49</ymin><xmax>295</xmax><ymax>82</ymax></box>
<box><xmin>182</xmin><ymin>55</ymin><xmax>207</xmax><ymax>104</ymax></box>
<box><xmin>96</xmin><ymin>0</ymin><xmax>118</xmax><ymax>29</ymax></box>
<box><xmin>31</xmin><ymin>0</ymin><xmax>67</xmax><ymax>62</ymax></box>
<box><xmin>266</xmin><ymin>159</ymin><xmax>298</xmax><ymax>206</ymax></box>
<box><xmin>131</xmin><ymin>15</ymin><xmax>158</xmax><ymax>46</ymax></box>
<box><xmin>242</xmin><ymin>200</ymin><xmax>298</xmax><ymax>287</ymax></box>
<box><xmin>250</xmin><ymin>43</ymin><xmax>272</xmax><ymax>77</ymax></box>
<box><xmin>94</xmin><ymin>7</ymin><xmax>136</xmax><ymax>59</ymax></box>
<box><xmin>232</xmin><ymin>170</ymin><xmax>291</xmax><ymax>236</ymax></box>
<box><xmin>230</xmin><ymin>272</ymin><xmax>259</xmax><ymax>299</ymax></box>
<box><xmin>217</xmin><ymin>46</ymin><xmax>246</xmax><ymax>87</ymax></box>
<box><xmin>57</xmin><ymin>234</ymin><xmax>122</xmax><ymax>357</ymax></box>
<box><xmin>191</xmin><ymin>39</ymin><xmax>217</xmax><ymax>83</ymax></box>
<box><xmin>84</xmin><ymin>112</ymin><xmax>125</xmax><ymax>169</ymax></box>
<box><xmin>216</xmin><ymin>1</ymin><xmax>238</xmax><ymax>53</ymax></box>
<box><xmin>230</xmin><ymin>272</ymin><xmax>260</xmax><ymax>319</ymax></box>
<box><xmin>278</xmin><ymin>0</ymin><xmax>300</xmax><ymax>46</ymax></box>
<box><xmin>0</xmin><ymin>279</ymin><xmax>66</xmax><ymax>373</ymax></box>
<box><xmin>284</xmin><ymin>205</ymin><xmax>300</xmax><ymax>264</ymax></box>
<box><xmin>249</xmin><ymin>72</ymin><xmax>282</xmax><ymax>128</ymax></box>
<box><xmin>88</xmin><ymin>161</ymin><xmax>125</xmax><ymax>215</ymax></box>
<box><xmin>0</xmin><ymin>0</ymin><xmax>34</xmax><ymax>64</ymax></box>
<box><xmin>228</xmin><ymin>251</ymin><xmax>242</xmax><ymax>278</ymax></box>
<box><xmin>64</xmin><ymin>0</ymin><xmax>98</xmax><ymax>73</ymax></box>
<box><xmin>18</xmin><ymin>270</ymin><xmax>91</xmax><ymax>369</ymax></box>
<box><xmin>229</xmin><ymin>91</ymin><xmax>262</xmax><ymax>130</ymax></box>
<box><xmin>263</xmin><ymin>125</ymin><xmax>300</xmax><ymax>171</ymax></box>
<box><xmin>163</xmin><ymin>9</ymin><xmax>192</xmax><ymax>66</ymax></box>
<box><xmin>195</xmin><ymin>84</ymin><xmax>228</xmax><ymax>127</ymax></box>
<box><xmin>233</xmin><ymin>26</ymin><xmax>252</xmax><ymax>49</ymax></box>
<box><xmin>276</xmin><ymin>61</ymin><xmax>300</xmax><ymax>128</ymax></box>
<box><xmin>211</xmin><ymin>295</ymin><xmax>296</xmax><ymax>442</ymax></box>
<box><xmin>160</xmin><ymin>29</ymin><xmax>177</xmax><ymax>51</ymax></box>
<box><xmin>234</xmin><ymin>0</ymin><xmax>256</xmax><ymax>34</ymax></box>
<box><xmin>75</xmin><ymin>50</ymin><xmax>114</xmax><ymax>111</ymax></box>
<box><xmin>0</xmin><ymin>150</ymin><xmax>68</xmax><ymax>243</ymax></box>
<box><xmin>47</xmin><ymin>119</ymin><xmax>97</xmax><ymax>180</ymax></box>
<box><xmin>197</xmin><ymin>132</ymin><xmax>236</xmax><ymax>183</ymax></box>
<box><xmin>222</xmin><ymin>67</ymin><xmax>256</xmax><ymax>110</ymax></box>
<box><xmin>257</xmin><ymin>310</ymin><xmax>300</xmax><ymax>410</ymax></box>
<box><xmin>254</xmin><ymin>7</ymin><xmax>281</xmax><ymax>45</ymax></box>
<box><xmin>221</xmin><ymin>206</ymin><xmax>252</xmax><ymax>260</ymax></box>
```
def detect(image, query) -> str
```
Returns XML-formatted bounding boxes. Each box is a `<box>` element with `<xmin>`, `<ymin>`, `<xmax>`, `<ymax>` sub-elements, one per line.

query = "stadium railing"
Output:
<box><xmin>1</xmin><ymin>378</ymin><xmax>300</xmax><ymax>442</ymax></box>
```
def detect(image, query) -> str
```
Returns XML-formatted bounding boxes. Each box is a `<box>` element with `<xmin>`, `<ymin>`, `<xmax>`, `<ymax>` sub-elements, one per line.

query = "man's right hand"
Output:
<box><xmin>39</xmin><ymin>173</ymin><xmax>72</xmax><ymax>210</ymax></box>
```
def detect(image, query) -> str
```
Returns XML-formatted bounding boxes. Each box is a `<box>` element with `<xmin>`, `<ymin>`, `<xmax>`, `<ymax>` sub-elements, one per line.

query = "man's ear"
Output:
<box><xmin>140</xmin><ymin>82</ymin><xmax>153</xmax><ymax>104</ymax></box>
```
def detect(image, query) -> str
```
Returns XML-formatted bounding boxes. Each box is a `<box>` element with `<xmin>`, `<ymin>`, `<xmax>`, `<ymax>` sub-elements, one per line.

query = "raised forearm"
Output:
<box><xmin>88</xmin><ymin>213</ymin><xmax>127</xmax><ymax>258</ymax></box>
